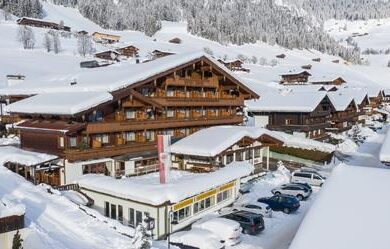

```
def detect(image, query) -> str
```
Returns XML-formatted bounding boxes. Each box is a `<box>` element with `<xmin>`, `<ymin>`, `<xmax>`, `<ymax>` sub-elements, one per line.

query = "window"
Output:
<box><xmin>285</xmin><ymin>119</ymin><xmax>292</xmax><ymax>125</ymax></box>
<box><xmin>102</xmin><ymin>134</ymin><xmax>109</xmax><ymax>144</ymax></box>
<box><xmin>124</xmin><ymin>132</ymin><xmax>135</xmax><ymax>142</ymax></box>
<box><xmin>145</xmin><ymin>131</ymin><xmax>155</xmax><ymax>141</ymax></box>
<box><xmin>111</xmin><ymin>204</ymin><xmax>117</xmax><ymax>219</ymax></box>
<box><xmin>217</xmin><ymin>189</ymin><xmax>232</xmax><ymax>203</ymax></box>
<box><xmin>129</xmin><ymin>208</ymin><xmax>135</xmax><ymax>227</ymax></box>
<box><xmin>226</xmin><ymin>154</ymin><xmax>234</xmax><ymax>164</ymax></box>
<box><xmin>254</xmin><ymin>148</ymin><xmax>261</xmax><ymax>158</ymax></box>
<box><xmin>166</xmin><ymin>109</ymin><xmax>174</xmax><ymax>118</ymax></box>
<box><xmin>69</xmin><ymin>137</ymin><xmax>77</xmax><ymax>148</ymax></box>
<box><xmin>59</xmin><ymin>136</ymin><xmax>65</xmax><ymax>148</ymax></box>
<box><xmin>136</xmin><ymin>211</ymin><xmax>143</xmax><ymax>226</ymax></box>
<box><xmin>104</xmin><ymin>202</ymin><xmax>110</xmax><ymax>217</ymax></box>
<box><xmin>173</xmin><ymin>206</ymin><xmax>191</xmax><ymax>222</ymax></box>
<box><xmin>193</xmin><ymin>196</ymin><xmax>215</xmax><ymax>214</ymax></box>
<box><xmin>236</xmin><ymin>152</ymin><xmax>243</xmax><ymax>161</ymax></box>
<box><xmin>125</xmin><ymin>110</ymin><xmax>136</xmax><ymax>119</ymax></box>
<box><xmin>118</xmin><ymin>205</ymin><xmax>123</xmax><ymax>223</ymax></box>
<box><xmin>166</xmin><ymin>89</ymin><xmax>175</xmax><ymax>97</ymax></box>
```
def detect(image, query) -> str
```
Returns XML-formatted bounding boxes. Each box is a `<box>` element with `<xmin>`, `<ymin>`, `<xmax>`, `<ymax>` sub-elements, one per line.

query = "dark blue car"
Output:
<box><xmin>258</xmin><ymin>194</ymin><xmax>300</xmax><ymax>214</ymax></box>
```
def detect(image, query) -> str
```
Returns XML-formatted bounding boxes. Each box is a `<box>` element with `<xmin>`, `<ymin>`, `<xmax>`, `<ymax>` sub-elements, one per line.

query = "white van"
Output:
<box><xmin>291</xmin><ymin>171</ymin><xmax>326</xmax><ymax>186</ymax></box>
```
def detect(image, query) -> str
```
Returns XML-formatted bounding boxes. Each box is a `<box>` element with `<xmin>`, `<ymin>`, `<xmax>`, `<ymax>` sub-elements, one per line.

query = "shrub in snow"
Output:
<box><xmin>43</xmin><ymin>33</ymin><xmax>53</xmax><ymax>52</ymax></box>
<box><xmin>17</xmin><ymin>26</ymin><xmax>35</xmax><ymax>49</ymax></box>
<box><xmin>78</xmin><ymin>34</ymin><xmax>94</xmax><ymax>57</ymax></box>
<box><xmin>132</xmin><ymin>221</ymin><xmax>151</xmax><ymax>249</ymax></box>
<box><xmin>12</xmin><ymin>230</ymin><xmax>23</xmax><ymax>249</ymax></box>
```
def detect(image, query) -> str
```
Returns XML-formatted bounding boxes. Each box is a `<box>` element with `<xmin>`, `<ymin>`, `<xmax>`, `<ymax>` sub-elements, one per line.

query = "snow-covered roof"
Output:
<box><xmin>338</xmin><ymin>87</ymin><xmax>369</xmax><ymax>105</ymax></box>
<box><xmin>273</xmin><ymin>131</ymin><xmax>335</xmax><ymax>153</ymax></box>
<box><xmin>290</xmin><ymin>164</ymin><xmax>390</xmax><ymax>249</ymax></box>
<box><xmin>0</xmin><ymin>52</ymin><xmax>256</xmax><ymax>98</ymax></box>
<box><xmin>0</xmin><ymin>146</ymin><xmax>58</xmax><ymax>166</ymax></box>
<box><xmin>310</xmin><ymin>75</ymin><xmax>345</xmax><ymax>83</ymax></box>
<box><xmin>246</xmin><ymin>90</ymin><xmax>327</xmax><ymax>112</ymax></box>
<box><xmin>379</xmin><ymin>129</ymin><xmax>390</xmax><ymax>162</ymax></box>
<box><xmin>327</xmin><ymin>92</ymin><xmax>356</xmax><ymax>111</ymax></box>
<box><xmin>78</xmin><ymin>162</ymin><xmax>254</xmax><ymax>206</ymax></box>
<box><xmin>5</xmin><ymin>91</ymin><xmax>113</xmax><ymax>115</ymax></box>
<box><xmin>170</xmin><ymin>126</ymin><xmax>283</xmax><ymax>157</ymax></box>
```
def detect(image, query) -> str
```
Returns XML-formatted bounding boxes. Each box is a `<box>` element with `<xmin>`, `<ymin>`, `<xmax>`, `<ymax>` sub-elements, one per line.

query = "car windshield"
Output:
<box><xmin>253</xmin><ymin>217</ymin><xmax>262</xmax><ymax>224</ymax></box>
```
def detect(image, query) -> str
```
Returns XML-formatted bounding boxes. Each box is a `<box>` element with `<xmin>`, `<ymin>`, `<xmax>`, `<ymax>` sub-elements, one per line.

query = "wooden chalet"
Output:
<box><xmin>0</xmin><ymin>200</ymin><xmax>26</xmax><ymax>248</ymax></box>
<box><xmin>94</xmin><ymin>50</ymin><xmax>120</xmax><ymax>61</ymax></box>
<box><xmin>368</xmin><ymin>89</ymin><xmax>384</xmax><ymax>109</ymax></box>
<box><xmin>276</xmin><ymin>54</ymin><xmax>286</xmax><ymax>59</ymax></box>
<box><xmin>327</xmin><ymin>93</ymin><xmax>360</xmax><ymax>132</ymax></box>
<box><xmin>247</xmin><ymin>92</ymin><xmax>334</xmax><ymax>140</ymax></box>
<box><xmin>218</xmin><ymin>59</ymin><xmax>250</xmax><ymax>72</ymax></box>
<box><xmin>116</xmin><ymin>45</ymin><xmax>139</xmax><ymax>58</ymax></box>
<box><xmin>301</xmin><ymin>64</ymin><xmax>312</xmax><ymax>70</ymax></box>
<box><xmin>383</xmin><ymin>89</ymin><xmax>390</xmax><ymax>103</ymax></box>
<box><xmin>92</xmin><ymin>32</ymin><xmax>120</xmax><ymax>44</ymax></box>
<box><xmin>332</xmin><ymin>60</ymin><xmax>340</xmax><ymax>64</ymax></box>
<box><xmin>150</xmin><ymin>50</ymin><xmax>175</xmax><ymax>60</ymax></box>
<box><xmin>280</xmin><ymin>71</ymin><xmax>311</xmax><ymax>85</ymax></box>
<box><xmin>312</xmin><ymin>58</ymin><xmax>321</xmax><ymax>62</ymax></box>
<box><xmin>4</xmin><ymin>53</ymin><xmax>259</xmax><ymax>185</ymax></box>
<box><xmin>311</xmin><ymin>77</ymin><xmax>346</xmax><ymax>86</ymax></box>
<box><xmin>78</xmin><ymin>30</ymin><xmax>88</xmax><ymax>35</ymax></box>
<box><xmin>17</xmin><ymin>17</ymin><xmax>70</xmax><ymax>31</ymax></box>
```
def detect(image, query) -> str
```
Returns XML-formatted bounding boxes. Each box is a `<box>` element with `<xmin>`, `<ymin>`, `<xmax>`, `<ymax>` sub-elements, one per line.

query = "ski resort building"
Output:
<box><xmin>115</xmin><ymin>45</ymin><xmax>139</xmax><ymax>58</ymax></box>
<box><xmin>92</xmin><ymin>32</ymin><xmax>120</xmax><ymax>44</ymax></box>
<box><xmin>78</xmin><ymin>162</ymin><xmax>253</xmax><ymax>239</ymax></box>
<box><xmin>1</xmin><ymin>52</ymin><xmax>258</xmax><ymax>186</ymax></box>
<box><xmin>170</xmin><ymin>126</ymin><xmax>284</xmax><ymax>173</ymax></box>
<box><xmin>310</xmin><ymin>76</ymin><xmax>346</xmax><ymax>86</ymax></box>
<box><xmin>280</xmin><ymin>71</ymin><xmax>311</xmax><ymax>85</ymax></box>
<box><xmin>246</xmin><ymin>91</ymin><xmax>334</xmax><ymax>140</ymax></box>
<box><xmin>17</xmin><ymin>17</ymin><xmax>71</xmax><ymax>32</ymax></box>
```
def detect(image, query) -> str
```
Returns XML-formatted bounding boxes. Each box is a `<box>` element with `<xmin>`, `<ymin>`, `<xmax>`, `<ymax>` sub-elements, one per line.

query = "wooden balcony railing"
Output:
<box><xmin>0</xmin><ymin>215</ymin><xmax>24</xmax><ymax>233</ymax></box>
<box><xmin>64</xmin><ymin>142</ymin><xmax>157</xmax><ymax>162</ymax></box>
<box><xmin>148</xmin><ymin>96</ymin><xmax>243</xmax><ymax>107</ymax></box>
<box><xmin>267</xmin><ymin>122</ymin><xmax>330</xmax><ymax>132</ymax></box>
<box><xmin>165</xmin><ymin>76</ymin><xmax>219</xmax><ymax>88</ymax></box>
<box><xmin>86</xmin><ymin>115</ymin><xmax>243</xmax><ymax>134</ymax></box>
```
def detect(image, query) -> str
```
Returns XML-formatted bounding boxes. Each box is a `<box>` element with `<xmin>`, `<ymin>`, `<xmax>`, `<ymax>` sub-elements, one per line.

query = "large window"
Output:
<box><xmin>217</xmin><ymin>189</ymin><xmax>232</xmax><ymax>203</ymax></box>
<box><xmin>254</xmin><ymin>148</ymin><xmax>261</xmax><ymax>158</ymax></box>
<box><xmin>111</xmin><ymin>204</ymin><xmax>117</xmax><ymax>219</ymax></box>
<box><xmin>102</xmin><ymin>134</ymin><xmax>109</xmax><ymax>144</ymax></box>
<box><xmin>124</xmin><ymin>132</ymin><xmax>136</xmax><ymax>142</ymax></box>
<box><xmin>145</xmin><ymin>131</ymin><xmax>155</xmax><ymax>141</ymax></box>
<box><xmin>125</xmin><ymin>110</ymin><xmax>136</xmax><ymax>119</ymax></box>
<box><xmin>69</xmin><ymin>137</ymin><xmax>77</xmax><ymax>148</ymax></box>
<box><xmin>129</xmin><ymin>208</ymin><xmax>135</xmax><ymax>227</ymax></box>
<box><xmin>104</xmin><ymin>202</ymin><xmax>110</xmax><ymax>217</ymax></box>
<box><xmin>166</xmin><ymin>109</ymin><xmax>175</xmax><ymax>118</ymax></box>
<box><xmin>226</xmin><ymin>154</ymin><xmax>234</xmax><ymax>164</ymax></box>
<box><xmin>59</xmin><ymin>136</ymin><xmax>65</xmax><ymax>148</ymax></box>
<box><xmin>136</xmin><ymin>211</ymin><xmax>143</xmax><ymax>226</ymax></box>
<box><xmin>118</xmin><ymin>205</ymin><xmax>123</xmax><ymax>224</ymax></box>
<box><xmin>193</xmin><ymin>196</ymin><xmax>215</xmax><ymax>214</ymax></box>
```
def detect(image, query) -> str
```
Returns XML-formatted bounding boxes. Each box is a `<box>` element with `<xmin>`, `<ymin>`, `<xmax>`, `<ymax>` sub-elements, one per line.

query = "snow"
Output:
<box><xmin>0</xmin><ymin>134</ymin><xmax>20</xmax><ymax>146</ymax></box>
<box><xmin>78</xmin><ymin>162</ymin><xmax>254</xmax><ymax>206</ymax></box>
<box><xmin>246</xmin><ymin>91</ymin><xmax>327</xmax><ymax>112</ymax></box>
<box><xmin>170</xmin><ymin>126</ymin><xmax>283</xmax><ymax>157</ymax></box>
<box><xmin>290</xmin><ymin>164</ymin><xmax>390</xmax><ymax>249</ymax></box>
<box><xmin>338</xmin><ymin>87</ymin><xmax>369</xmax><ymax>106</ymax></box>
<box><xmin>5</xmin><ymin>91</ymin><xmax>113</xmax><ymax>115</ymax></box>
<box><xmin>0</xmin><ymin>197</ymin><xmax>25</xmax><ymax>218</ymax></box>
<box><xmin>0</xmin><ymin>146</ymin><xmax>58</xmax><ymax>166</ymax></box>
<box><xmin>62</xmin><ymin>190</ymin><xmax>89</xmax><ymax>206</ymax></box>
<box><xmin>327</xmin><ymin>91</ymin><xmax>356</xmax><ymax>111</ymax></box>
<box><xmin>170</xmin><ymin>228</ymin><xmax>224</xmax><ymax>249</ymax></box>
<box><xmin>192</xmin><ymin>217</ymin><xmax>241</xmax><ymax>242</ymax></box>
<box><xmin>379</xmin><ymin>128</ymin><xmax>390</xmax><ymax>162</ymax></box>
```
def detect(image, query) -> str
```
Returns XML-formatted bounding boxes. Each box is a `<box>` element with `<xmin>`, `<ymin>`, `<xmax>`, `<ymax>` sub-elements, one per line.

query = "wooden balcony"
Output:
<box><xmin>150</xmin><ymin>97</ymin><xmax>243</xmax><ymax>107</ymax></box>
<box><xmin>86</xmin><ymin>115</ymin><xmax>243</xmax><ymax>134</ymax></box>
<box><xmin>64</xmin><ymin>142</ymin><xmax>157</xmax><ymax>162</ymax></box>
<box><xmin>165</xmin><ymin>76</ymin><xmax>219</xmax><ymax>88</ymax></box>
<box><xmin>332</xmin><ymin>112</ymin><xmax>360</xmax><ymax>122</ymax></box>
<box><xmin>267</xmin><ymin>122</ymin><xmax>330</xmax><ymax>132</ymax></box>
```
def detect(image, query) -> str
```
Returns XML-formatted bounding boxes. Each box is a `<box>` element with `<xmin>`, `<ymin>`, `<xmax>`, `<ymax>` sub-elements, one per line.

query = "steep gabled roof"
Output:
<box><xmin>327</xmin><ymin>92</ymin><xmax>357</xmax><ymax>111</ymax></box>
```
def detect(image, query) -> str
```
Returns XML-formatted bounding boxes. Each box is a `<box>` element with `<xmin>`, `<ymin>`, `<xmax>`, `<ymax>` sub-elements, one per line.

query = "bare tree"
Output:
<box><xmin>43</xmin><ymin>32</ymin><xmax>52</xmax><ymax>52</ymax></box>
<box><xmin>17</xmin><ymin>25</ymin><xmax>35</xmax><ymax>49</ymax></box>
<box><xmin>77</xmin><ymin>34</ymin><xmax>93</xmax><ymax>57</ymax></box>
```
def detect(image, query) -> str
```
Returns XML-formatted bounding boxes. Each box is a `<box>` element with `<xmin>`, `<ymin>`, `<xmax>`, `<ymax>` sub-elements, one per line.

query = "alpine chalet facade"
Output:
<box><xmin>2</xmin><ymin>53</ymin><xmax>258</xmax><ymax>186</ymax></box>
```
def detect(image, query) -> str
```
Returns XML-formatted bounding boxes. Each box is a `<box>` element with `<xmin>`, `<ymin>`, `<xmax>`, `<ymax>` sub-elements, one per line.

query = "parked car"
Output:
<box><xmin>258</xmin><ymin>194</ymin><xmax>300</xmax><ymax>214</ymax></box>
<box><xmin>170</xmin><ymin>228</ymin><xmax>225</xmax><ymax>249</ymax></box>
<box><xmin>232</xmin><ymin>202</ymin><xmax>273</xmax><ymax>218</ymax></box>
<box><xmin>222</xmin><ymin>211</ymin><xmax>265</xmax><ymax>235</ymax></box>
<box><xmin>192</xmin><ymin>218</ymin><xmax>241</xmax><ymax>246</ymax></box>
<box><xmin>281</xmin><ymin>182</ymin><xmax>312</xmax><ymax>193</ymax></box>
<box><xmin>272</xmin><ymin>184</ymin><xmax>311</xmax><ymax>201</ymax></box>
<box><xmin>291</xmin><ymin>170</ymin><xmax>326</xmax><ymax>187</ymax></box>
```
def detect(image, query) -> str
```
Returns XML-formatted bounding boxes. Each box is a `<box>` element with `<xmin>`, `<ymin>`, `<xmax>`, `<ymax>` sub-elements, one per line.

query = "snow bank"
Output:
<box><xmin>273</xmin><ymin>131</ymin><xmax>335</xmax><ymax>153</ymax></box>
<box><xmin>5</xmin><ymin>91</ymin><xmax>113</xmax><ymax>115</ymax></box>
<box><xmin>0</xmin><ymin>146</ymin><xmax>58</xmax><ymax>166</ymax></box>
<box><xmin>170</xmin><ymin>126</ymin><xmax>283</xmax><ymax>157</ymax></box>
<box><xmin>379</xmin><ymin>129</ymin><xmax>390</xmax><ymax>162</ymax></box>
<box><xmin>337</xmin><ymin>138</ymin><xmax>358</xmax><ymax>154</ymax></box>
<box><xmin>290</xmin><ymin>164</ymin><xmax>390</xmax><ymax>249</ymax></box>
<box><xmin>0</xmin><ymin>197</ymin><xmax>25</xmax><ymax>218</ymax></box>
<box><xmin>0</xmin><ymin>135</ymin><xmax>20</xmax><ymax>146</ymax></box>
<box><xmin>79</xmin><ymin>162</ymin><xmax>254</xmax><ymax>205</ymax></box>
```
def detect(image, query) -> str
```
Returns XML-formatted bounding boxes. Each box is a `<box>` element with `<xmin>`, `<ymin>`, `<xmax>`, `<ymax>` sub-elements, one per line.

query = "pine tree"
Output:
<box><xmin>43</xmin><ymin>32</ymin><xmax>52</xmax><ymax>52</ymax></box>
<box><xmin>12</xmin><ymin>230</ymin><xmax>23</xmax><ymax>249</ymax></box>
<box><xmin>53</xmin><ymin>32</ymin><xmax>61</xmax><ymax>54</ymax></box>
<box><xmin>132</xmin><ymin>222</ymin><xmax>151</xmax><ymax>249</ymax></box>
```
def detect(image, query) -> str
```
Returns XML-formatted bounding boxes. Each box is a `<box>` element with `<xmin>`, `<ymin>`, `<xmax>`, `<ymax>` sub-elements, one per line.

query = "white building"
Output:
<box><xmin>78</xmin><ymin>162</ymin><xmax>253</xmax><ymax>239</ymax></box>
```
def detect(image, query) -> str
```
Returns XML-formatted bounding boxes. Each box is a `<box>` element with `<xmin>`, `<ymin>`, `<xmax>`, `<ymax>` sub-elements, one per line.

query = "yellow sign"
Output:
<box><xmin>195</xmin><ymin>189</ymin><xmax>217</xmax><ymax>202</ymax></box>
<box><xmin>219</xmin><ymin>181</ymin><xmax>235</xmax><ymax>192</ymax></box>
<box><xmin>173</xmin><ymin>198</ymin><xmax>193</xmax><ymax>211</ymax></box>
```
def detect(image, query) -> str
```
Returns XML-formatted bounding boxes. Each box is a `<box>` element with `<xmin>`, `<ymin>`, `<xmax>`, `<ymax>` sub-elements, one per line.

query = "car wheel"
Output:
<box><xmin>274</xmin><ymin>192</ymin><xmax>281</xmax><ymax>196</ymax></box>
<box><xmin>297</xmin><ymin>194</ymin><xmax>303</xmax><ymax>201</ymax></box>
<box><xmin>283</xmin><ymin>208</ymin><xmax>290</xmax><ymax>214</ymax></box>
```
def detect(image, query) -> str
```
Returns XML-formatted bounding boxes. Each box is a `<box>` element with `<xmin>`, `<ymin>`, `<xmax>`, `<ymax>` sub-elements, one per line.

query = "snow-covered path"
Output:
<box><xmin>0</xmin><ymin>167</ymin><xmax>132</xmax><ymax>249</ymax></box>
